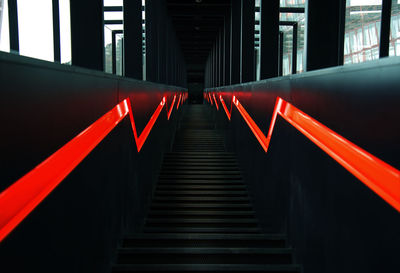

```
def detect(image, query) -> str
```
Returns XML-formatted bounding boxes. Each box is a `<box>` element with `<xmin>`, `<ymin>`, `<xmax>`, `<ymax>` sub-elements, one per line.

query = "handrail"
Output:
<box><xmin>208</xmin><ymin>92</ymin><xmax>400</xmax><ymax>212</ymax></box>
<box><xmin>167</xmin><ymin>94</ymin><xmax>177</xmax><ymax>120</ymax></box>
<box><xmin>0</xmin><ymin>92</ymin><xmax>186</xmax><ymax>242</ymax></box>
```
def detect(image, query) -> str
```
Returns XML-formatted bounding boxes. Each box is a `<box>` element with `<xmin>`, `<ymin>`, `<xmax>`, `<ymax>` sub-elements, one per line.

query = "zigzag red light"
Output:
<box><xmin>0</xmin><ymin>95</ymin><xmax>175</xmax><ymax>242</ymax></box>
<box><xmin>228</xmin><ymin>95</ymin><xmax>400</xmax><ymax>212</ymax></box>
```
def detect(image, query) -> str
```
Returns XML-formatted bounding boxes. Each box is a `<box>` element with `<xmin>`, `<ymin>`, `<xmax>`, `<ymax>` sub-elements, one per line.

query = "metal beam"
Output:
<box><xmin>380</xmin><ymin>0</ymin><xmax>392</xmax><ymax>58</ymax></box>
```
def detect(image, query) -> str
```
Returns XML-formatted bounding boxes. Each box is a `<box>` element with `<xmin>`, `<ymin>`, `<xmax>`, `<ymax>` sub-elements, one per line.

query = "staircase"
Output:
<box><xmin>112</xmin><ymin>105</ymin><xmax>301</xmax><ymax>272</ymax></box>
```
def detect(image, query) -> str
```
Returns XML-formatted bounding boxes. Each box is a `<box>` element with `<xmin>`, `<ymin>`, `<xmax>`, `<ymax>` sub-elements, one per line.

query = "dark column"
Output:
<box><xmin>52</xmin><ymin>0</ymin><xmax>61</xmax><ymax>62</ymax></box>
<box><xmin>260</xmin><ymin>0</ymin><xmax>279</xmax><ymax>79</ymax></box>
<box><xmin>292</xmin><ymin>23</ymin><xmax>298</xmax><ymax>74</ymax></box>
<box><xmin>123</xmin><ymin>0</ymin><xmax>142</xmax><ymax>79</ymax></box>
<box><xmin>216</xmin><ymin>35</ymin><xmax>220</xmax><ymax>87</ymax></box>
<box><xmin>70</xmin><ymin>0</ymin><xmax>104</xmax><ymax>71</ymax></box>
<box><xmin>112</xmin><ymin>31</ymin><xmax>116</xmax><ymax>74</ymax></box>
<box><xmin>146</xmin><ymin>0</ymin><xmax>157</xmax><ymax>82</ymax></box>
<box><xmin>212</xmin><ymin>43</ymin><xmax>216</xmax><ymax>87</ymax></box>
<box><xmin>240</xmin><ymin>0</ymin><xmax>255</xmax><ymax>83</ymax></box>
<box><xmin>230</xmin><ymin>0</ymin><xmax>241</xmax><ymax>84</ymax></box>
<box><xmin>8</xmin><ymin>0</ymin><xmax>19</xmax><ymax>53</ymax></box>
<box><xmin>380</xmin><ymin>0</ymin><xmax>392</xmax><ymax>58</ymax></box>
<box><xmin>278</xmin><ymin>31</ymin><xmax>283</xmax><ymax>76</ymax></box>
<box><xmin>224</xmin><ymin>14</ymin><xmax>231</xmax><ymax>86</ymax></box>
<box><xmin>306</xmin><ymin>0</ymin><xmax>346</xmax><ymax>71</ymax></box>
<box><xmin>219</xmin><ymin>30</ymin><xmax>224</xmax><ymax>86</ymax></box>
<box><xmin>158</xmin><ymin>1</ymin><xmax>167</xmax><ymax>84</ymax></box>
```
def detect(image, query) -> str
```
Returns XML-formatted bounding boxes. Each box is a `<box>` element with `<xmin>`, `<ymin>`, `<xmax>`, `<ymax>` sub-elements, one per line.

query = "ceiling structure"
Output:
<box><xmin>166</xmin><ymin>0</ymin><xmax>231</xmax><ymax>83</ymax></box>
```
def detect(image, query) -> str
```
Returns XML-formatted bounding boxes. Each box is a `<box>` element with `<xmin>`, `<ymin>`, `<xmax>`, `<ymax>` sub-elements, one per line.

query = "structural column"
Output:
<box><xmin>8</xmin><ymin>0</ymin><xmax>19</xmax><ymax>53</ymax></box>
<box><xmin>219</xmin><ymin>30</ymin><xmax>224</xmax><ymax>86</ymax></box>
<box><xmin>230</xmin><ymin>0</ymin><xmax>241</xmax><ymax>84</ymax></box>
<box><xmin>240</xmin><ymin>0</ymin><xmax>255</xmax><ymax>83</ymax></box>
<box><xmin>70</xmin><ymin>0</ymin><xmax>104</xmax><ymax>71</ymax></box>
<box><xmin>123</xmin><ymin>0</ymin><xmax>142</xmax><ymax>79</ymax></box>
<box><xmin>145</xmin><ymin>0</ymin><xmax>158</xmax><ymax>82</ymax></box>
<box><xmin>224</xmin><ymin>14</ymin><xmax>231</xmax><ymax>86</ymax></box>
<box><xmin>306</xmin><ymin>0</ymin><xmax>346</xmax><ymax>71</ymax></box>
<box><xmin>260</xmin><ymin>0</ymin><xmax>279</xmax><ymax>79</ymax></box>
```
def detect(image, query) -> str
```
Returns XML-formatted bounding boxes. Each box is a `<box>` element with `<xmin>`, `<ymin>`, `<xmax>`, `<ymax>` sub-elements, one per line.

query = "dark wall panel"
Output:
<box><xmin>206</xmin><ymin>57</ymin><xmax>400</xmax><ymax>273</ymax></box>
<box><xmin>0</xmin><ymin>52</ymin><xmax>186</xmax><ymax>273</ymax></box>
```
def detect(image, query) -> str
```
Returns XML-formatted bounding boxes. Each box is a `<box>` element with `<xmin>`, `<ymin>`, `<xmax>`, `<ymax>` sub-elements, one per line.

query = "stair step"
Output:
<box><xmin>112</xmin><ymin>264</ymin><xmax>301</xmax><ymax>272</ymax></box>
<box><xmin>143</xmin><ymin>227</ymin><xmax>261</xmax><ymax>233</ymax></box>
<box><xmin>159</xmin><ymin>175</ymin><xmax>243</xmax><ymax>180</ymax></box>
<box><xmin>157</xmin><ymin>184</ymin><xmax>246</xmax><ymax>188</ymax></box>
<box><xmin>153</xmin><ymin>196</ymin><xmax>250</xmax><ymax>203</ymax></box>
<box><xmin>148</xmin><ymin>210</ymin><xmax>255</xmax><ymax>219</ymax></box>
<box><xmin>157</xmin><ymin>180</ymin><xmax>245</xmax><ymax>186</ymax></box>
<box><xmin>150</xmin><ymin>203</ymin><xmax>253</xmax><ymax>211</ymax></box>
<box><xmin>122</xmin><ymin>233</ymin><xmax>286</xmax><ymax>248</ymax></box>
<box><xmin>146</xmin><ymin>218</ymin><xmax>258</xmax><ymax>228</ymax></box>
<box><xmin>154</xmin><ymin>191</ymin><xmax>248</xmax><ymax>196</ymax></box>
<box><xmin>116</xmin><ymin>248</ymin><xmax>292</xmax><ymax>264</ymax></box>
<box><xmin>160</xmin><ymin>171</ymin><xmax>242</xmax><ymax>175</ymax></box>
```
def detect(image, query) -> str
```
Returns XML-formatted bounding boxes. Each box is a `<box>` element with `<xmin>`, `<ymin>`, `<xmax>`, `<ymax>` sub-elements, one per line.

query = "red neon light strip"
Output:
<box><xmin>230</xmin><ymin>95</ymin><xmax>400</xmax><ymax>212</ymax></box>
<box><xmin>167</xmin><ymin>95</ymin><xmax>176</xmax><ymax>120</ymax></box>
<box><xmin>0</xmin><ymin>100</ymin><xmax>130</xmax><ymax>242</ymax></box>
<box><xmin>213</xmin><ymin>93</ymin><xmax>219</xmax><ymax>110</ymax></box>
<box><xmin>0</xmin><ymin>95</ymin><xmax>175</xmax><ymax>242</ymax></box>
<box><xmin>219</xmin><ymin>94</ymin><xmax>231</xmax><ymax>120</ymax></box>
<box><xmin>209</xmin><ymin>93</ymin><xmax>213</xmax><ymax>105</ymax></box>
<box><xmin>176</xmin><ymin>93</ymin><xmax>182</xmax><ymax>110</ymax></box>
<box><xmin>128</xmin><ymin>97</ymin><xmax>166</xmax><ymax>152</ymax></box>
<box><xmin>233</xmin><ymin>96</ymin><xmax>269</xmax><ymax>152</ymax></box>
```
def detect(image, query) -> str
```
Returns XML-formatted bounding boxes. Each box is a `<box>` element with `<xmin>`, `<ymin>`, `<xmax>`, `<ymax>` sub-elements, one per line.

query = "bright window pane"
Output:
<box><xmin>104</xmin><ymin>26</ymin><xmax>113</xmax><ymax>73</ymax></box>
<box><xmin>116</xmin><ymin>33</ymin><xmax>123</xmax><ymax>76</ymax></box>
<box><xmin>104</xmin><ymin>0</ymin><xmax>123</xmax><ymax>7</ymax></box>
<box><xmin>104</xmin><ymin>11</ymin><xmax>123</xmax><ymax>20</ymax></box>
<box><xmin>59</xmin><ymin>0</ymin><xmax>71</xmax><ymax>64</ymax></box>
<box><xmin>389</xmin><ymin>0</ymin><xmax>400</xmax><ymax>56</ymax></box>
<box><xmin>344</xmin><ymin>0</ymin><xmax>382</xmax><ymax>65</ymax></box>
<box><xmin>0</xmin><ymin>0</ymin><xmax>10</xmax><ymax>52</ymax></box>
<box><xmin>279</xmin><ymin>0</ymin><xmax>305</xmax><ymax>8</ymax></box>
<box><xmin>280</xmin><ymin>26</ymin><xmax>293</xmax><ymax>76</ymax></box>
<box><xmin>17</xmin><ymin>0</ymin><xmax>54</xmax><ymax>61</ymax></box>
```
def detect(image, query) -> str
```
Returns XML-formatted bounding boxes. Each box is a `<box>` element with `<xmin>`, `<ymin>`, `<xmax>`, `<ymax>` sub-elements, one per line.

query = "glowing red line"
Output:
<box><xmin>209</xmin><ymin>93</ymin><xmax>213</xmax><ymax>105</ymax></box>
<box><xmin>176</xmin><ymin>93</ymin><xmax>182</xmax><ymax>110</ymax></box>
<box><xmin>233</xmin><ymin>96</ymin><xmax>269</xmax><ymax>152</ymax></box>
<box><xmin>219</xmin><ymin>94</ymin><xmax>231</xmax><ymax>120</ymax></box>
<box><xmin>0</xmin><ymin>100</ymin><xmax>129</xmax><ymax>242</ymax></box>
<box><xmin>230</xmin><ymin>96</ymin><xmax>400</xmax><ymax>212</ymax></box>
<box><xmin>167</xmin><ymin>95</ymin><xmax>176</xmax><ymax>120</ymax></box>
<box><xmin>213</xmin><ymin>93</ymin><xmax>219</xmax><ymax>110</ymax></box>
<box><xmin>0</xmin><ymin>96</ymin><xmax>172</xmax><ymax>242</ymax></box>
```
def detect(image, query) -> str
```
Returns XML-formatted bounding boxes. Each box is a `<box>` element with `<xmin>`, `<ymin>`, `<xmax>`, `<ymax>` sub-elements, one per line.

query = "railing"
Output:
<box><xmin>206</xmin><ymin>91</ymin><xmax>400</xmax><ymax>213</ymax></box>
<box><xmin>0</xmin><ymin>92</ymin><xmax>187</xmax><ymax>242</ymax></box>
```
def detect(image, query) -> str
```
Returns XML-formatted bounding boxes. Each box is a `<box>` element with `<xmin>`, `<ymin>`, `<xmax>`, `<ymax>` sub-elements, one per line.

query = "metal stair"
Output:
<box><xmin>112</xmin><ymin>105</ymin><xmax>301</xmax><ymax>272</ymax></box>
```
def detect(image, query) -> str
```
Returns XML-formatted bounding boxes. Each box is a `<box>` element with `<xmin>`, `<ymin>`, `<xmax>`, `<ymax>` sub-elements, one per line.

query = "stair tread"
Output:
<box><xmin>144</xmin><ymin>228</ymin><xmax>261</xmax><ymax>233</ymax></box>
<box><xmin>113</xmin><ymin>264</ymin><xmax>301</xmax><ymax>271</ymax></box>
<box><xmin>123</xmin><ymin>233</ymin><xmax>286</xmax><ymax>240</ymax></box>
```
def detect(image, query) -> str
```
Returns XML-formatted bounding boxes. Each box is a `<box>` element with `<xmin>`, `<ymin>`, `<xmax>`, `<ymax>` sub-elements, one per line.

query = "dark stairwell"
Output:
<box><xmin>112</xmin><ymin>105</ymin><xmax>301</xmax><ymax>272</ymax></box>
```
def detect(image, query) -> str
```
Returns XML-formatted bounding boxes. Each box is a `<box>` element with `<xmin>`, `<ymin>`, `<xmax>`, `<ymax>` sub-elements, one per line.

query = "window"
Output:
<box><xmin>0</xmin><ymin>0</ymin><xmax>10</xmax><ymax>52</ymax></box>
<box><xmin>389</xmin><ymin>0</ymin><xmax>400</xmax><ymax>56</ymax></box>
<box><xmin>104</xmin><ymin>0</ymin><xmax>124</xmax><ymax>75</ymax></box>
<box><xmin>59</xmin><ymin>0</ymin><xmax>71</xmax><ymax>64</ymax></box>
<box><xmin>344</xmin><ymin>0</ymin><xmax>383</xmax><ymax>64</ymax></box>
<box><xmin>17</xmin><ymin>0</ymin><xmax>54</xmax><ymax>61</ymax></box>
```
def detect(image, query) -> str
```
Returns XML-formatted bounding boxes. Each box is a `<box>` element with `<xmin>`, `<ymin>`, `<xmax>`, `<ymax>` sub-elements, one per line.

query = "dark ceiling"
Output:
<box><xmin>166</xmin><ymin>0</ymin><xmax>231</xmax><ymax>83</ymax></box>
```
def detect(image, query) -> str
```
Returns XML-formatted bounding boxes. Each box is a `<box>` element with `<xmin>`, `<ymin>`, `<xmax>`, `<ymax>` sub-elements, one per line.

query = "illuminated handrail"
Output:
<box><xmin>0</xmin><ymin>92</ymin><xmax>186</xmax><ymax>242</ymax></box>
<box><xmin>213</xmin><ymin>93</ymin><xmax>219</xmax><ymax>110</ymax></box>
<box><xmin>167</xmin><ymin>94</ymin><xmax>177</xmax><ymax>120</ymax></box>
<box><xmin>208</xmin><ymin>92</ymin><xmax>400</xmax><ymax>212</ymax></box>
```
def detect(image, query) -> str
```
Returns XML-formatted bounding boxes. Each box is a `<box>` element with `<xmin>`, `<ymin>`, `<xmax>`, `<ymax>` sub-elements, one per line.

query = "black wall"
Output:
<box><xmin>206</xmin><ymin>57</ymin><xmax>400</xmax><ymax>273</ymax></box>
<box><xmin>0</xmin><ymin>52</ymin><xmax>186</xmax><ymax>273</ymax></box>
